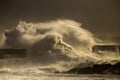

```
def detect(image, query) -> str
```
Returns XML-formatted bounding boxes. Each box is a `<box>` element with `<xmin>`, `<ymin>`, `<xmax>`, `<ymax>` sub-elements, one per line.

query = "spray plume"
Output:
<box><xmin>1</xmin><ymin>19</ymin><xmax>120</xmax><ymax>73</ymax></box>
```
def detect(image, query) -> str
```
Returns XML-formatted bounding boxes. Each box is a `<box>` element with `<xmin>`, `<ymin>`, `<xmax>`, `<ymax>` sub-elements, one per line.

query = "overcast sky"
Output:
<box><xmin>0</xmin><ymin>0</ymin><xmax>120</xmax><ymax>37</ymax></box>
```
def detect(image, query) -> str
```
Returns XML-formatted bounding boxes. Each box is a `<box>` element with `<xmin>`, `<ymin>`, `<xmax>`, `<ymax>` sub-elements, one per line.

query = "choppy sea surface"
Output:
<box><xmin>0</xmin><ymin>72</ymin><xmax>120</xmax><ymax>80</ymax></box>
<box><xmin>1</xmin><ymin>20</ymin><xmax>120</xmax><ymax>80</ymax></box>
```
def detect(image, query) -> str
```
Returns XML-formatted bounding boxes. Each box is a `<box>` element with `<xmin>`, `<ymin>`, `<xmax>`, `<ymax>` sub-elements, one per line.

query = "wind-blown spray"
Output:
<box><xmin>2</xmin><ymin>19</ymin><xmax>120</xmax><ymax>73</ymax></box>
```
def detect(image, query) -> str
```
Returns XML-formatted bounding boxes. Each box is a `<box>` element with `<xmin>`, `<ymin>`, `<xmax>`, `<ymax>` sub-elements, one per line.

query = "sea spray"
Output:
<box><xmin>1</xmin><ymin>19</ymin><xmax>120</xmax><ymax>73</ymax></box>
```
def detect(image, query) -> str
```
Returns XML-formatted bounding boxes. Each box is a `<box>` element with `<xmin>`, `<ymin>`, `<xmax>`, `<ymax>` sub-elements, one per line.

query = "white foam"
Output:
<box><xmin>2</xmin><ymin>19</ymin><xmax>120</xmax><ymax>72</ymax></box>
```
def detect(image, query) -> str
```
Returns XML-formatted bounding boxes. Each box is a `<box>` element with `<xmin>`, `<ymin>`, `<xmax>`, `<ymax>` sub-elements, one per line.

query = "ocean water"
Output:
<box><xmin>0</xmin><ymin>72</ymin><xmax>120</xmax><ymax>80</ymax></box>
<box><xmin>0</xmin><ymin>20</ymin><xmax>120</xmax><ymax>80</ymax></box>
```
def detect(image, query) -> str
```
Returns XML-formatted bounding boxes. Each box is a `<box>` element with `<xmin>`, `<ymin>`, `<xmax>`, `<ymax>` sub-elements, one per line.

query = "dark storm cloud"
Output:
<box><xmin>0</xmin><ymin>0</ymin><xmax>120</xmax><ymax>37</ymax></box>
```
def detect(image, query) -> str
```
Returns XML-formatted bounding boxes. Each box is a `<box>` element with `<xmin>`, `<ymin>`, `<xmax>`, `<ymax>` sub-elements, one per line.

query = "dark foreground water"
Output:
<box><xmin>0</xmin><ymin>72</ymin><xmax>120</xmax><ymax>80</ymax></box>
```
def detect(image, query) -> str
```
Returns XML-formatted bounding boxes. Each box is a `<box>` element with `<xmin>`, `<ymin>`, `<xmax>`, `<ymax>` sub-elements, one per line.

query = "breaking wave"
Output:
<box><xmin>1</xmin><ymin>19</ymin><xmax>120</xmax><ymax>73</ymax></box>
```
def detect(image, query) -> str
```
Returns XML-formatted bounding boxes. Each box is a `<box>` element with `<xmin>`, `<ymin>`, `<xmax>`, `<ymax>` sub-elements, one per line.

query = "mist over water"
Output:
<box><xmin>1</xmin><ymin>19</ymin><xmax>120</xmax><ymax>73</ymax></box>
